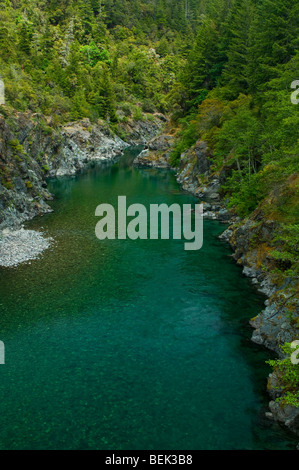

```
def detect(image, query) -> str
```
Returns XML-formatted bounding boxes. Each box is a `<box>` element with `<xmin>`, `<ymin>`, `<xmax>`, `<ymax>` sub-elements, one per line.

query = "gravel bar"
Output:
<box><xmin>0</xmin><ymin>227</ymin><xmax>53</xmax><ymax>268</ymax></box>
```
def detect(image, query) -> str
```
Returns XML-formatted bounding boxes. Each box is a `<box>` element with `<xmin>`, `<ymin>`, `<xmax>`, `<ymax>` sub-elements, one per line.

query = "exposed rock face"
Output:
<box><xmin>221</xmin><ymin>184</ymin><xmax>299</xmax><ymax>354</ymax></box>
<box><xmin>175</xmin><ymin>140</ymin><xmax>233</xmax><ymax>222</ymax></box>
<box><xmin>177</xmin><ymin>140</ymin><xmax>213</xmax><ymax>197</ymax></box>
<box><xmin>50</xmin><ymin>119</ymin><xmax>129</xmax><ymax>177</ymax></box>
<box><xmin>133</xmin><ymin>133</ymin><xmax>174</xmax><ymax>168</ymax></box>
<box><xmin>118</xmin><ymin>114</ymin><xmax>164</xmax><ymax>145</ymax></box>
<box><xmin>0</xmin><ymin>111</ymin><xmax>163</xmax><ymax>231</ymax></box>
<box><xmin>0</xmin><ymin>112</ymin><xmax>54</xmax><ymax>230</ymax></box>
<box><xmin>267</xmin><ymin>371</ymin><xmax>299</xmax><ymax>436</ymax></box>
<box><xmin>268</xmin><ymin>400</ymin><xmax>299</xmax><ymax>436</ymax></box>
<box><xmin>220</xmin><ymin>216</ymin><xmax>297</xmax><ymax>342</ymax></box>
<box><xmin>173</xmin><ymin>137</ymin><xmax>299</xmax><ymax>439</ymax></box>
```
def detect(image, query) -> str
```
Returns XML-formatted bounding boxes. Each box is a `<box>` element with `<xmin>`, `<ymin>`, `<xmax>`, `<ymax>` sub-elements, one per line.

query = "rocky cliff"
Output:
<box><xmin>135</xmin><ymin>133</ymin><xmax>299</xmax><ymax>439</ymax></box>
<box><xmin>0</xmin><ymin>108</ymin><xmax>163</xmax><ymax>266</ymax></box>
<box><xmin>0</xmin><ymin>109</ymin><xmax>162</xmax><ymax>230</ymax></box>
<box><xmin>178</xmin><ymin>141</ymin><xmax>299</xmax><ymax>439</ymax></box>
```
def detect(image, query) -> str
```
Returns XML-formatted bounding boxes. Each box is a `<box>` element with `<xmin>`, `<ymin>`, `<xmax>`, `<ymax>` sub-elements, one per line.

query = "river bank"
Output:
<box><xmin>1</xmin><ymin>109</ymin><xmax>298</xmax><ymax>445</ymax></box>
<box><xmin>0</xmin><ymin>109</ymin><xmax>163</xmax><ymax>267</ymax></box>
<box><xmin>133</xmin><ymin>133</ymin><xmax>299</xmax><ymax>442</ymax></box>
<box><xmin>0</xmin><ymin>227</ymin><xmax>53</xmax><ymax>268</ymax></box>
<box><xmin>0</xmin><ymin>144</ymin><xmax>296</xmax><ymax>450</ymax></box>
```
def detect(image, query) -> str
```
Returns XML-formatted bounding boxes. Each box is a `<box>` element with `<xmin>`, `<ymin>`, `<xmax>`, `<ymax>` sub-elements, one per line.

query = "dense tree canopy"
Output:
<box><xmin>0</xmin><ymin>0</ymin><xmax>298</xmax><ymax>219</ymax></box>
<box><xmin>0</xmin><ymin>0</ymin><xmax>202</xmax><ymax>121</ymax></box>
<box><xmin>169</xmin><ymin>0</ymin><xmax>298</xmax><ymax>220</ymax></box>
<box><xmin>0</xmin><ymin>0</ymin><xmax>298</xmax><ymax>407</ymax></box>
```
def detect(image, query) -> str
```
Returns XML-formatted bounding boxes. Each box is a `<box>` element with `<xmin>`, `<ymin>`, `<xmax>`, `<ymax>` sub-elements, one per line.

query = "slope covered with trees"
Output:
<box><xmin>169</xmin><ymin>0</ymin><xmax>298</xmax><ymax>279</ymax></box>
<box><xmin>170</xmin><ymin>0</ymin><xmax>298</xmax><ymax>218</ymax></box>
<box><xmin>167</xmin><ymin>0</ymin><xmax>298</xmax><ymax>411</ymax></box>
<box><xmin>0</xmin><ymin>0</ymin><xmax>203</xmax><ymax>123</ymax></box>
<box><xmin>0</xmin><ymin>0</ymin><xmax>298</xmax><ymax>425</ymax></box>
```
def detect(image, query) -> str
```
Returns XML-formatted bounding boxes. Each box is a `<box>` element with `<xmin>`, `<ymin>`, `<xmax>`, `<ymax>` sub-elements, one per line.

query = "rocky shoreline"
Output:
<box><xmin>0</xmin><ymin>109</ymin><xmax>164</xmax><ymax>267</ymax></box>
<box><xmin>1</xmin><ymin>111</ymin><xmax>298</xmax><ymax>442</ymax></box>
<box><xmin>0</xmin><ymin>226</ymin><xmax>53</xmax><ymax>268</ymax></box>
<box><xmin>133</xmin><ymin>134</ymin><xmax>299</xmax><ymax>442</ymax></box>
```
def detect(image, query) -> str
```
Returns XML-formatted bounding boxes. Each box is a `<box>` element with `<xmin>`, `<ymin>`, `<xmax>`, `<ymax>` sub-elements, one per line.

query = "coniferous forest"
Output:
<box><xmin>0</xmin><ymin>0</ymin><xmax>298</xmax><ymax>451</ymax></box>
<box><xmin>0</xmin><ymin>0</ymin><xmax>298</xmax><ymax>217</ymax></box>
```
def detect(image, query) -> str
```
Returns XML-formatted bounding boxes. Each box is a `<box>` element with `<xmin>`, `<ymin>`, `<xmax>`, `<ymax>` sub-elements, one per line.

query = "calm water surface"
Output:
<box><xmin>0</xmin><ymin>147</ymin><xmax>296</xmax><ymax>449</ymax></box>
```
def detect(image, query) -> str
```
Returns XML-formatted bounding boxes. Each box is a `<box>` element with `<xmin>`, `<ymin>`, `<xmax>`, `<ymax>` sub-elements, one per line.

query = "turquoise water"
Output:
<box><xmin>0</xmin><ymin>147</ymin><xmax>296</xmax><ymax>450</ymax></box>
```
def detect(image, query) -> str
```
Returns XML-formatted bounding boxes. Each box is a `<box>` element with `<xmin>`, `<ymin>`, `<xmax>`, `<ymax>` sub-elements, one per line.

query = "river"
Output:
<box><xmin>0</xmin><ymin>147</ymin><xmax>296</xmax><ymax>449</ymax></box>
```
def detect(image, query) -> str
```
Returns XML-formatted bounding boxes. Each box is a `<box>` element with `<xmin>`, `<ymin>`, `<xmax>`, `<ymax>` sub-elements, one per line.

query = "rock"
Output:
<box><xmin>202</xmin><ymin>211</ymin><xmax>217</xmax><ymax>219</ymax></box>
<box><xmin>219</xmin><ymin>228</ymin><xmax>233</xmax><ymax>242</ymax></box>
<box><xmin>0</xmin><ymin>112</ymin><xmax>162</xmax><ymax>231</ymax></box>
<box><xmin>0</xmin><ymin>226</ymin><xmax>53</xmax><ymax>267</ymax></box>
<box><xmin>133</xmin><ymin>133</ymin><xmax>174</xmax><ymax>168</ymax></box>
<box><xmin>50</xmin><ymin>119</ymin><xmax>129</xmax><ymax>177</ymax></box>
<box><xmin>269</xmin><ymin>400</ymin><xmax>299</xmax><ymax>436</ymax></box>
<box><xmin>177</xmin><ymin>140</ymin><xmax>212</xmax><ymax>195</ymax></box>
<box><xmin>250</xmin><ymin>302</ymin><xmax>298</xmax><ymax>354</ymax></box>
<box><xmin>117</xmin><ymin>116</ymin><xmax>164</xmax><ymax>145</ymax></box>
<box><xmin>147</xmin><ymin>134</ymin><xmax>174</xmax><ymax>151</ymax></box>
<box><xmin>242</xmin><ymin>266</ymin><xmax>257</xmax><ymax>278</ymax></box>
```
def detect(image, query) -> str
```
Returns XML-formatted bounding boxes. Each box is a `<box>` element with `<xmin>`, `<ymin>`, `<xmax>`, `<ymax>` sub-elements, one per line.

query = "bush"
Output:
<box><xmin>267</xmin><ymin>343</ymin><xmax>299</xmax><ymax>408</ymax></box>
<box><xmin>142</xmin><ymin>98</ymin><xmax>156</xmax><ymax>113</ymax></box>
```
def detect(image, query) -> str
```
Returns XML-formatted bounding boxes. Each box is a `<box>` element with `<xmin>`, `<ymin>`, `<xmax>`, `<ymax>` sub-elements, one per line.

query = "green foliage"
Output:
<box><xmin>80</xmin><ymin>42</ymin><xmax>110</xmax><ymax>67</ymax></box>
<box><xmin>267</xmin><ymin>343</ymin><xmax>299</xmax><ymax>408</ymax></box>
<box><xmin>270</xmin><ymin>224</ymin><xmax>299</xmax><ymax>278</ymax></box>
<box><xmin>0</xmin><ymin>0</ymin><xmax>198</xmax><ymax>124</ymax></box>
<box><xmin>170</xmin><ymin>117</ymin><xmax>199</xmax><ymax>167</ymax></box>
<box><xmin>182</xmin><ymin>18</ymin><xmax>222</xmax><ymax>110</ymax></box>
<box><xmin>168</xmin><ymin>0</ymin><xmax>298</xmax><ymax>224</ymax></box>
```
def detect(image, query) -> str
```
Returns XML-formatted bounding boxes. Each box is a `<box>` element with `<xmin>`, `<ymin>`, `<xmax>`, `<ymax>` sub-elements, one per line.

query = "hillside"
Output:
<box><xmin>0</xmin><ymin>0</ymin><xmax>298</xmax><ymax>444</ymax></box>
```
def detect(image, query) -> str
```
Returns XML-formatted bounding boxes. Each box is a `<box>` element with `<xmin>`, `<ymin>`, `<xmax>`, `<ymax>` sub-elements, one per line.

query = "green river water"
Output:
<box><xmin>0</xmin><ymin>147</ymin><xmax>296</xmax><ymax>450</ymax></box>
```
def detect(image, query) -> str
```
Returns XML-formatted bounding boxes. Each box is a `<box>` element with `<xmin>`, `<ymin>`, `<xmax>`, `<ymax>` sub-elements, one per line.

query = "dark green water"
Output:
<box><xmin>0</xmin><ymin>147</ymin><xmax>296</xmax><ymax>450</ymax></box>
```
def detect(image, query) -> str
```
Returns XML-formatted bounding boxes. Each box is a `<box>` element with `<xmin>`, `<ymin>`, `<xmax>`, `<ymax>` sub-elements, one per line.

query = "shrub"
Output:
<box><xmin>267</xmin><ymin>343</ymin><xmax>299</xmax><ymax>408</ymax></box>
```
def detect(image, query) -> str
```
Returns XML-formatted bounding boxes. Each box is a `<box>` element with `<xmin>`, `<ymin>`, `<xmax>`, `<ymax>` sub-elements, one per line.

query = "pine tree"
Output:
<box><xmin>98</xmin><ymin>67</ymin><xmax>118</xmax><ymax>122</ymax></box>
<box><xmin>183</xmin><ymin>18</ymin><xmax>221</xmax><ymax>109</ymax></box>
<box><xmin>221</xmin><ymin>0</ymin><xmax>255</xmax><ymax>97</ymax></box>
<box><xmin>19</xmin><ymin>21</ymin><xmax>32</xmax><ymax>55</ymax></box>
<box><xmin>247</xmin><ymin>0</ymin><xmax>299</xmax><ymax>92</ymax></box>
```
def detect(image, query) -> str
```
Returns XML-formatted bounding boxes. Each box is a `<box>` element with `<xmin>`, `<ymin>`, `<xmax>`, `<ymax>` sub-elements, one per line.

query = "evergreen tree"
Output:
<box><xmin>19</xmin><ymin>21</ymin><xmax>32</xmax><ymax>55</ymax></box>
<box><xmin>221</xmin><ymin>0</ymin><xmax>255</xmax><ymax>97</ymax></box>
<box><xmin>183</xmin><ymin>18</ymin><xmax>221</xmax><ymax>109</ymax></box>
<box><xmin>247</xmin><ymin>0</ymin><xmax>299</xmax><ymax>92</ymax></box>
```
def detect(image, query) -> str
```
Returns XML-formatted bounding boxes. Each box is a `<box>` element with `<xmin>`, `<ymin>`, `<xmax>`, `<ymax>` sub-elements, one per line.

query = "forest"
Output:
<box><xmin>0</xmin><ymin>0</ymin><xmax>298</xmax><ymax>416</ymax></box>
<box><xmin>0</xmin><ymin>0</ymin><xmax>298</xmax><ymax>214</ymax></box>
